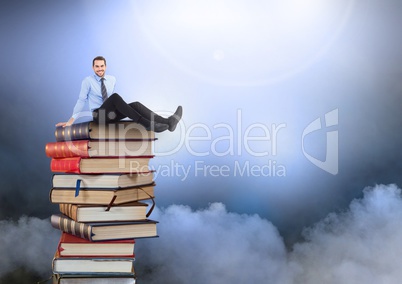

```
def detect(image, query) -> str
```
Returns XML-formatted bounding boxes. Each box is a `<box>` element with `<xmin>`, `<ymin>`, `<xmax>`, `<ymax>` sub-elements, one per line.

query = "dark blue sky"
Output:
<box><xmin>1</xmin><ymin>0</ymin><xmax>402</xmax><ymax>244</ymax></box>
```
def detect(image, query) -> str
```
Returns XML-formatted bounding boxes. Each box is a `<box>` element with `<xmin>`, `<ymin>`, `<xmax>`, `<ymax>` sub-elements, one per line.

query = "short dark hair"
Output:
<box><xmin>93</xmin><ymin>56</ymin><xmax>106</xmax><ymax>66</ymax></box>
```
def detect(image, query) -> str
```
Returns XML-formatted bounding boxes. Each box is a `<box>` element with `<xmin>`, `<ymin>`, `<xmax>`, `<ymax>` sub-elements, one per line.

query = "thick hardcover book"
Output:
<box><xmin>51</xmin><ymin>214</ymin><xmax>158</xmax><ymax>241</ymax></box>
<box><xmin>50</xmin><ymin>156</ymin><xmax>153</xmax><ymax>174</ymax></box>
<box><xmin>55</xmin><ymin>121</ymin><xmax>154</xmax><ymax>141</ymax></box>
<box><xmin>52</xmin><ymin>274</ymin><xmax>136</xmax><ymax>284</ymax></box>
<box><xmin>58</xmin><ymin>232</ymin><xmax>135</xmax><ymax>257</ymax></box>
<box><xmin>59</xmin><ymin>201</ymin><xmax>148</xmax><ymax>222</ymax></box>
<box><xmin>50</xmin><ymin>184</ymin><xmax>155</xmax><ymax>205</ymax></box>
<box><xmin>52</xmin><ymin>250</ymin><xmax>135</xmax><ymax>275</ymax></box>
<box><xmin>45</xmin><ymin>140</ymin><xmax>154</xmax><ymax>158</ymax></box>
<box><xmin>51</xmin><ymin>172</ymin><xmax>154</xmax><ymax>189</ymax></box>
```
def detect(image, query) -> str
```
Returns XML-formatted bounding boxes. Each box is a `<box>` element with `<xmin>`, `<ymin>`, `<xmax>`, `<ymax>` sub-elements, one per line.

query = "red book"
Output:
<box><xmin>50</xmin><ymin>156</ymin><xmax>153</xmax><ymax>174</ymax></box>
<box><xmin>45</xmin><ymin>140</ymin><xmax>154</xmax><ymax>158</ymax></box>
<box><xmin>57</xmin><ymin>232</ymin><xmax>135</xmax><ymax>257</ymax></box>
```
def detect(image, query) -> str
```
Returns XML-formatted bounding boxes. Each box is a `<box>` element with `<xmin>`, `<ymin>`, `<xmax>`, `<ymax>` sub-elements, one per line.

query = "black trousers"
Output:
<box><xmin>92</xmin><ymin>93</ymin><xmax>168</xmax><ymax>126</ymax></box>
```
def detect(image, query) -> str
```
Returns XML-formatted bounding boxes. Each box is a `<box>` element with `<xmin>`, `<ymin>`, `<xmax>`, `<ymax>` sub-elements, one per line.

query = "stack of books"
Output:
<box><xmin>45</xmin><ymin>121</ymin><xmax>159</xmax><ymax>284</ymax></box>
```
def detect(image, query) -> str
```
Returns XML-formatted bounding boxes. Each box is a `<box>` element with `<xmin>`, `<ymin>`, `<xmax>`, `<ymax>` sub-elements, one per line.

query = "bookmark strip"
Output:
<box><xmin>138</xmin><ymin>187</ymin><xmax>156</xmax><ymax>218</ymax></box>
<box><xmin>75</xmin><ymin>179</ymin><xmax>81</xmax><ymax>197</ymax></box>
<box><xmin>106</xmin><ymin>195</ymin><xmax>117</xmax><ymax>211</ymax></box>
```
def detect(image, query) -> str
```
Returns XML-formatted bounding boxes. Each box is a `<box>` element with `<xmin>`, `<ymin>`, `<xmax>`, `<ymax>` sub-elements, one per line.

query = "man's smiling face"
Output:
<box><xmin>93</xmin><ymin>59</ymin><xmax>106</xmax><ymax>77</ymax></box>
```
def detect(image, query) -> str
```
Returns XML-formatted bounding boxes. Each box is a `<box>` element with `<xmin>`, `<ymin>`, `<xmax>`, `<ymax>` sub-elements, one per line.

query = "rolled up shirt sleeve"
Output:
<box><xmin>72</xmin><ymin>78</ymin><xmax>91</xmax><ymax>120</ymax></box>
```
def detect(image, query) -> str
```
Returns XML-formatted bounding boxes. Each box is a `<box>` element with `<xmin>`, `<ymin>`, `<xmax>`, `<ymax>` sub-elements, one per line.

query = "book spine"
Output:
<box><xmin>59</xmin><ymin>204</ymin><xmax>78</xmax><ymax>221</ymax></box>
<box><xmin>45</xmin><ymin>141</ymin><xmax>90</xmax><ymax>158</ymax></box>
<box><xmin>50</xmin><ymin>158</ymin><xmax>81</xmax><ymax>173</ymax></box>
<box><xmin>51</xmin><ymin>215</ymin><xmax>93</xmax><ymax>241</ymax></box>
<box><xmin>55</xmin><ymin>123</ymin><xmax>90</xmax><ymax>142</ymax></box>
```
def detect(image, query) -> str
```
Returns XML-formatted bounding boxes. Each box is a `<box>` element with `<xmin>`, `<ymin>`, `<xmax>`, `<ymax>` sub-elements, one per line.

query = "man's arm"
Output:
<box><xmin>56</xmin><ymin>78</ymin><xmax>90</xmax><ymax>127</ymax></box>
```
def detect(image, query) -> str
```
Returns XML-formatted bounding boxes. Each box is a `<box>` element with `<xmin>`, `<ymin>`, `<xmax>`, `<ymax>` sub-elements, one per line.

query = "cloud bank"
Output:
<box><xmin>137</xmin><ymin>183</ymin><xmax>402</xmax><ymax>284</ymax></box>
<box><xmin>0</xmin><ymin>216</ymin><xmax>59</xmax><ymax>279</ymax></box>
<box><xmin>289</xmin><ymin>183</ymin><xmax>402</xmax><ymax>284</ymax></box>
<box><xmin>135</xmin><ymin>202</ymin><xmax>290</xmax><ymax>283</ymax></box>
<box><xmin>1</xmin><ymin>184</ymin><xmax>402</xmax><ymax>283</ymax></box>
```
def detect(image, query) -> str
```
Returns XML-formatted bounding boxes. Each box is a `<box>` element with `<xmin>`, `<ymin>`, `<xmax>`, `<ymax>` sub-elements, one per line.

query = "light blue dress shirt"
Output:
<box><xmin>71</xmin><ymin>74</ymin><xmax>116</xmax><ymax>119</ymax></box>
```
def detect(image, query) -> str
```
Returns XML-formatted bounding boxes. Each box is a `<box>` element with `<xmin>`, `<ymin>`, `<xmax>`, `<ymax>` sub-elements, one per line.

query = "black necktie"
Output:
<box><xmin>101</xmin><ymin>78</ymin><xmax>108</xmax><ymax>101</ymax></box>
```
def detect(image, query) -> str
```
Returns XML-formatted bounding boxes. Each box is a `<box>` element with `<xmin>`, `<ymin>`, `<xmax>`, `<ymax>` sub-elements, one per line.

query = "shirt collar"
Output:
<box><xmin>94</xmin><ymin>74</ymin><xmax>105</xmax><ymax>82</ymax></box>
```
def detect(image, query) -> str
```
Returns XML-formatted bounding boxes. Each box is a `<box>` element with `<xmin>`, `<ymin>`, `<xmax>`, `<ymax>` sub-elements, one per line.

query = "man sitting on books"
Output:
<box><xmin>56</xmin><ymin>56</ymin><xmax>182</xmax><ymax>132</ymax></box>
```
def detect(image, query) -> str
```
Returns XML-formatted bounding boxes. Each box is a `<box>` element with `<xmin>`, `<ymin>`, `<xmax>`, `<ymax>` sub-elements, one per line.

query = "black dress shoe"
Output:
<box><xmin>168</xmin><ymin>106</ymin><xmax>183</xmax><ymax>132</ymax></box>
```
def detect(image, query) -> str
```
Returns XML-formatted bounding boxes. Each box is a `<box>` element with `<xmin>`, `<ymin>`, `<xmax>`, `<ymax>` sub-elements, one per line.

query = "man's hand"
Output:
<box><xmin>56</xmin><ymin>117</ymin><xmax>74</xmax><ymax>127</ymax></box>
<box><xmin>55</xmin><ymin>122</ymin><xmax>67</xmax><ymax>127</ymax></box>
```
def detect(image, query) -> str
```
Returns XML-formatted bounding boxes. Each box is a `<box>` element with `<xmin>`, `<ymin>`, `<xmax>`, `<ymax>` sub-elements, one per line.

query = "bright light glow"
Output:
<box><xmin>131</xmin><ymin>0</ymin><xmax>355</xmax><ymax>86</ymax></box>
